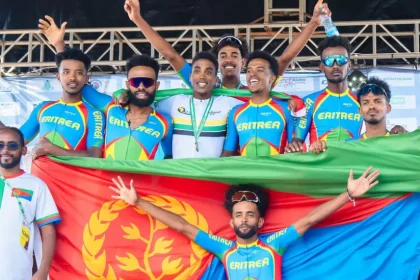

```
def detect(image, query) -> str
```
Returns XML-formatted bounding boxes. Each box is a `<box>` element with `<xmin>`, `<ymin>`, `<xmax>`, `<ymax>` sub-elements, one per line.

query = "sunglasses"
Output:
<box><xmin>0</xmin><ymin>141</ymin><xmax>19</xmax><ymax>151</ymax></box>
<box><xmin>231</xmin><ymin>191</ymin><xmax>260</xmax><ymax>203</ymax></box>
<box><xmin>358</xmin><ymin>84</ymin><xmax>389</xmax><ymax>99</ymax></box>
<box><xmin>322</xmin><ymin>55</ymin><xmax>349</xmax><ymax>67</ymax></box>
<box><xmin>128</xmin><ymin>77</ymin><xmax>156</xmax><ymax>88</ymax></box>
<box><xmin>218</xmin><ymin>36</ymin><xmax>242</xmax><ymax>46</ymax></box>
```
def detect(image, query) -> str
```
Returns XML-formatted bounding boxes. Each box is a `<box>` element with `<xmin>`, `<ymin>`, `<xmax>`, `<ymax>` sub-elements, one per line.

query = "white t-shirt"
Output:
<box><xmin>156</xmin><ymin>95</ymin><xmax>244</xmax><ymax>159</ymax></box>
<box><xmin>0</xmin><ymin>171</ymin><xmax>61</xmax><ymax>280</ymax></box>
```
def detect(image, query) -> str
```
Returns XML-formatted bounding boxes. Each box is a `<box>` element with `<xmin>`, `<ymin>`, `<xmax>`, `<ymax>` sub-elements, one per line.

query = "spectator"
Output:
<box><xmin>20</xmin><ymin>48</ymin><xmax>105</xmax><ymax>159</ymax></box>
<box><xmin>0</xmin><ymin>127</ymin><xmax>61</xmax><ymax>279</ymax></box>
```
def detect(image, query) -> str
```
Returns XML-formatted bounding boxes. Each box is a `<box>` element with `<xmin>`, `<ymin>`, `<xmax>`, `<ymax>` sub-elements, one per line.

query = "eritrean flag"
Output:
<box><xmin>31</xmin><ymin>130</ymin><xmax>420</xmax><ymax>280</ymax></box>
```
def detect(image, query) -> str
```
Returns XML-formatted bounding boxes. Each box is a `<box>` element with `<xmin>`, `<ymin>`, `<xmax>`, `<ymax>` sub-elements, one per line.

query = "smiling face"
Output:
<box><xmin>0</xmin><ymin>129</ymin><xmax>26</xmax><ymax>169</ymax></box>
<box><xmin>125</xmin><ymin>65</ymin><xmax>160</xmax><ymax>107</ymax></box>
<box><xmin>246</xmin><ymin>58</ymin><xmax>276</xmax><ymax>95</ymax></box>
<box><xmin>320</xmin><ymin>46</ymin><xmax>350</xmax><ymax>85</ymax></box>
<box><xmin>190</xmin><ymin>59</ymin><xmax>218</xmax><ymax>96</ymax></box>
<box><xmin>218</xmin><ymin>45</ymin><xmax>245</xmax><ymax>79</ymax></box>
<box><xmin>57</xmin><ymin>59</ymin><xmax>89</xmax><ymax>96</ymax></box>
<box><xmin>229</xmin><ymin>201</ymin><xmax>264</xmax><ymax>240</ymax></box>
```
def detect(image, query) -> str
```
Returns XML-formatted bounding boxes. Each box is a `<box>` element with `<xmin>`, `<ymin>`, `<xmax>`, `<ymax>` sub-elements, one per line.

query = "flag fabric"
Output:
<box><xmin>31</xmin><ymin>130</ymin><xmax>420</xmax><ymax>280</ymax></box>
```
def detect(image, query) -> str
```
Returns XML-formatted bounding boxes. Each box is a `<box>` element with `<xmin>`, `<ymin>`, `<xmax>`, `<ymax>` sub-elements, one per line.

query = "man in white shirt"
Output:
<box><xmin>0</xmin><ymin>127</ymin><xmax>61</xmax><ymax>280</ymax></box>
<box><xmin>155</xmin><ymin>52</ymin><xmax>244</xmax><ymax>159</ymax></box>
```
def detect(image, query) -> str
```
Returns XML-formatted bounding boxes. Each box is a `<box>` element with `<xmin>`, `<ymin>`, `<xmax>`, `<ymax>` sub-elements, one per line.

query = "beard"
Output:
<box><xmin>365</xmin><ymin>115</ymin><xmax>385</xmax><ymax>125</ymax></box>
<box><xmin>234</xmin><ymin>224</ymin><xmax>258</xmax><ymax>240</ymax></box>
<box><xmin>127</xmin><ymin>89</ymin><xmax>155</xmax><ymax>107</ymax></box>
<box><xmin>0</xmin><ymin>153</ymin><xmax>21</xmax><ymax>169</ymax></box>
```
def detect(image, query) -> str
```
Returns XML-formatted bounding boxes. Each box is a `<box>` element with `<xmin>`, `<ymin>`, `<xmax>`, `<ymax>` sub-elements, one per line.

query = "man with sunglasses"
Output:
<box><xmin>310</xmin><ymin>77</ymin><xmax>393</xmax><ymax>153</ymax></box>
<box><xmin>109</xmin><ymin>165</ymin><xmax>379</xmax><ymax>280</ymax></box>
<box><xmin>0</xmin><ymin>127</ymin><xmax>61</xmax><ymax>279</ymax></box>
<box><xmin>286</xmin><ymin>36</ymin><xmax>363</xmax><ymax>153</ymax></box>
<box><xmin>81</xmin><ymin>55</ymin><xmax>173</xmax><ymax>160</ymax></box>
<box><xmin>20</xmin><ymin>48</ymin><xmax>105</xmax><ymax>160</ymax></box>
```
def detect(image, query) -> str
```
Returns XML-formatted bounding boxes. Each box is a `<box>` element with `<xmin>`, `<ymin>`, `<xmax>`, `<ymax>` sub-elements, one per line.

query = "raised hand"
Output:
<box><xmin>109</xmin><ymin>176</ymin><xmax>139</xmax><ymax>205</ymax></box>
<box><xmin>347</xmin><ymin>167</ymin><xmax>380</xmax><ymax>198</ymax></box>
<box><xmin>311</xmin><ymin>0</ymin><xmax>332</xmax><ymax>26</ymax></box>
<box><xmin>38</xmin><ymin>15</ymin><xmax>67</xmax><ymax>49</ymax></box>
<box><xmin>124</xmin><ymin>0</ymin><xmax>141</xmax><ymax>22</ymax></box>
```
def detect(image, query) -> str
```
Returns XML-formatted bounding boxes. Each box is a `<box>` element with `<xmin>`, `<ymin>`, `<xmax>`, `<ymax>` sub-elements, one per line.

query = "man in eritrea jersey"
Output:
<box><xmin>285</xmin><ymin>36</ymin><xmax>363</xmax><ymax>153</ymax></box>
<box><xmin>120</xmin><ymin>0</ymin><xmax>333</xmax><ymax>115</ymax></box>
<box><xmin>222</xmin><ymin>51</ymin><xmax>298</xmax><ymax>157</ymax></box>
<box><xmin>81</xmin><ymin>55</ymin><xmax>173</xmax><ymax>160</ymax></box>
<box><xmin>20</xmin><ymin>48</ymin><xmax>105</xmax><ymax>159</ymax></box>
<box><xmin>109</xmin><ymin>166</ymin><xmax>380</xmax><ymax>280</ymax></box>
<box><xmin>310</xmin><ymin>77</ymin><xmax>393</xmax><ymax>153</ymax></box>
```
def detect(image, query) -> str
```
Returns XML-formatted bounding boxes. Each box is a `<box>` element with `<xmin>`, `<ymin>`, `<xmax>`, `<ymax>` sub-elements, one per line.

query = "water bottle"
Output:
<box><xmin>319</xmin><ymin>9</ymin><xmax>339</xmax><ymax>37</ymax></box>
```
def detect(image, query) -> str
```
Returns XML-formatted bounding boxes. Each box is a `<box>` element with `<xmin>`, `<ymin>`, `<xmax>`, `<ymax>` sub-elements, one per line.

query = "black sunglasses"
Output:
<box><xmin>128</xmin><ymin>77</ymin><xmax>156</xmax><ymax>88</ymax></box>
<box><xmin>358</xmin><ymin>84</ymin><xmax>388</xmax><ymax>99</ymax></box>
<box><xmin>0</xmin><ymin>141</ymin><xmax>20</xmax><ymax>151</ymax></box>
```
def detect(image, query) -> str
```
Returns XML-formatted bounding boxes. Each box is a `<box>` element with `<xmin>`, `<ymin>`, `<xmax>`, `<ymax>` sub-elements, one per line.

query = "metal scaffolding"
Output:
<box><xmin>0</xmin><ymin>19</ymin><xmax>419</xmax><ymax>76</ymax></box>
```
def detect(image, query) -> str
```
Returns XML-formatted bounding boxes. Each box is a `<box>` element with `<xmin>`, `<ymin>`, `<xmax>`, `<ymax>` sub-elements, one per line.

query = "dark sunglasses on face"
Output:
<box><xmin>0</xmin><ymin>141</ymin><xmax>19</xmax><ymax>151</ymax></box>
<box><xmin>128</xmin><ymin>77</ymin><xmax>156</xmax><ymax>88</ymax></box>
<box><xmin>322</xmin><ymin>55</ymin><xmax>349</xmax><ymax>67</ymax></box>
<box><xmin>231</xmin><ymin>191</ymin><xmax>260</xmax><ymax>203</ymax></box>
<box><xmin>358</xmin><ymin>84</ymin><xmax>389</xmax><ymax>99</ymax></box>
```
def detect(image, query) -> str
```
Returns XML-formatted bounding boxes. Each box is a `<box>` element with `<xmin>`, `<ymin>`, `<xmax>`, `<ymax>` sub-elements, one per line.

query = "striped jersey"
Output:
<box><xmin>155</xmin><ymin>94</ymin><xmax>243</xmax><ymax>159</ymax></box>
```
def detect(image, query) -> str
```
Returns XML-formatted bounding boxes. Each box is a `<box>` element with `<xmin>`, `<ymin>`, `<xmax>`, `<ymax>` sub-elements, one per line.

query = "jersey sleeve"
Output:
<box><xmin>155</xmin><ymin>96</ymin><xmax>177</xmax><ymax>116</ymax></box>
<box><xmin>194</xmin><ymin>230</ymin><xmax>234</xmax><ymax>260</ymax></box>
<box><xmin>176</xmin><ymin>62</ymin><xmax>193</xmax><ymax>88</ymax></box>
<box><xmin>87</xmin><ymin>108</ymin><xmax>105</xmax><ymax>149</ymax></box>
<box><xmin>265</xmin><ymin>226</ymin><xmax>300</xmax><ymax>255</ymax></box>
<box><xmin>20</xmin><ymin>102</ymin><xmax>46</xmax><ymax>143</ymax></box>
<box><xmin>295</xmin><ymin>95</ymin><xmax>314</xmax><ymax>141</ymax></box>
<box><xmin>82</xmin><ymin>85</ymin><xmax>113</xmax><ymax>112</ymax></box>
<box><xmin>286</xmin><ymin>109</ymin><xmax>296</xmax><ymax>143</ymax></box>
<box><xmin>223</xmin><ymin>107</ymin><xmax>239</xmax><ymax>152</ymax></box>
<box><xmin>161</xmin><ymin>117</ymin><xmax>173</xmax><ymax>156</ymax></box>
<box><xmin>35</xmin><ymin>180</ymin><xmax>61</xmax><ymax>227</ymax></box>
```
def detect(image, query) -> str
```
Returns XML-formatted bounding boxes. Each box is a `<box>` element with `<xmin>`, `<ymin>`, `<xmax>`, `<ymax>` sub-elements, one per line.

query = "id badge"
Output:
<box><xmin>20</xmin><ymin>222</ymin><xmax>31</xmax><ymax>251</ymax></box>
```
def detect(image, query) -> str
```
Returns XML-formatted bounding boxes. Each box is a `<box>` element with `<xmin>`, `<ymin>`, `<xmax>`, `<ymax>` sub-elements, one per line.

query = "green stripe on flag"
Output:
<box><xmin>174</xmin><ymin>123</ymin><xmax>227</xmax><ymax>132</ymax></box>
<box><xmin>48</xmin><ymin>129</ymin><xmax>420</xmax><ymax>198</ymax></box>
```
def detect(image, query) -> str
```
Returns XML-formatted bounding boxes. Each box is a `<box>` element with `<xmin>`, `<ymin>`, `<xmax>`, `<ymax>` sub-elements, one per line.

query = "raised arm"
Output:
<box><xmin>38</xmin><ymin>16</ymin><xmax>67</xmax><ymax>53</ymax></box>
<box><xmin>125</xmin><ymin>0</ymin><xmax>186</xmax><ymax>71</ymax></box>
<box><xmin>277</xmin><ymin>0</ymin><xmax>330</xmax><ymax>76</ymax></box>
<box><xmin>293</xmin><ymin>167</ymin><xmax>380</xmax><ymax>235</ymax></box>
<box><xmin>110</xmin><ymin>177</ymin><xmax>199</xmax><ymax>240</ymax></box>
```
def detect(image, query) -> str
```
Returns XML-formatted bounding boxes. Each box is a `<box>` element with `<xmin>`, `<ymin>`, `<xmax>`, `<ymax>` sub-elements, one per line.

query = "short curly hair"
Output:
<box><xmin>211</xmin><ymin>34</ymin><xmax>249</xmax><ymax>59</ymax></box>
<box><xmin>192</xmin><ymin>51</ymin><xmax>219</xmax><ymax>75</ymax></box>
<box><xmin>224</xmin><ymin>184</ymin><xmax>269</xmax><ymax>218</ymax></box>
<box><xmin>357</xmin><ymin>76</ymin><xmax>392</xmax><ymax>104</ymax></box>
<box><xmin>245</xmin><ymin>51</ymin><xmax>279</xmax><ymax>76</ymax></box>
<box><xmin>318</xmin><ymin>36</ymin><xmax>352</xmax><ymax>58</ymax></box>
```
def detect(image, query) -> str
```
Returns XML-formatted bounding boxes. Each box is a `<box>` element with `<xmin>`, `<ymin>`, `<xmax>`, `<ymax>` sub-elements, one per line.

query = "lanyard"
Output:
<box><xmin>0</xmin><ymin>174</ymin><xmax>30</xmax><ymax>225</ymax></box>
<box><xmin>221</xmin><ymin>82</ymin><xmax>243</xmax><ymax>89</ymax></box>
<box><xmin>189</xmin><ymin>96</ymin><xmax>214</xmax><ymax>152</ymax></box>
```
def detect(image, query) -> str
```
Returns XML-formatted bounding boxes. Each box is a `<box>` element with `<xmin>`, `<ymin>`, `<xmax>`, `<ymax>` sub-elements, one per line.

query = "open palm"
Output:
<box><xmin>347</xmin><ymin>167</ymin><xmax>380</xmax><ymax>198</ymax></box>
<box><xmin>38</xmin><ymin>15</ymin><xmax>67</xmax><ymax>47</ymax></box>
<box><xmin>110</xmin><ymin>176</ymin><xmax>139</xmax><ymax>205</ymax></box>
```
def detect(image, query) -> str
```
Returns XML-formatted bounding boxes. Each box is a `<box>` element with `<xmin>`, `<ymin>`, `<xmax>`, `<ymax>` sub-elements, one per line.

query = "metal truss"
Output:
<box><xmin>0</xmin><ymin>19</ymin><xmax>419</xmax><ymax>76</ymax></box>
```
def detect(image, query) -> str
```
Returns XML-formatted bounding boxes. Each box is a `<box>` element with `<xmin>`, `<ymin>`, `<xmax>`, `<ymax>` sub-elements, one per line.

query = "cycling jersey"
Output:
<box><xmin>155</xmin><ymin>94</ymin><xmax>243</xmax><ymax>159</ymax></box>
<box><xmin>194</xmin><ymin>226</ymin><xmax>300</xmax><ymax>280</ymax></box>
<box><xmin>82</xmin><ymin>86</ymin><xmax>173</xmax><ymax>160</ymax></box>
<box><xmin>296</xmin><ymin>88</ymin><xmax>363</xmax><ymax>144</ymax></box>
<box><xmin>20</xmin><ymin>99</ymin><xmax>105</xmax><ymax>150</ymax></box>
<box><xmin>224</xmin><ymin>98</ymin><xmax>296</xmax><ymax>156</ymax></box>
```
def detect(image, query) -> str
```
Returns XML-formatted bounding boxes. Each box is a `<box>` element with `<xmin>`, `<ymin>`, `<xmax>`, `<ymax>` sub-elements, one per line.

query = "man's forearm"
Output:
<box><xmin>278</xmin><ymin>20</ymin><xmax>318</xmax><ymax>75</ymax></box>
<box><xmin>46</xmin><ymin>144</ymin><xmax>101</xmax><ymax>158</ymax></box>
<box><xmin>136</xmin><ymin>197</ymin><xmax>197</xmax><ymax>240</ymax></box>
<box><xmin>38</xmin><ymin>224</ymin><xmax>56</xmax><ymax>275</ymax></box>
<box><xmin>294</xmin><ymin>192</ymin><xmax>349</xmax><ymax>235</ymax></box>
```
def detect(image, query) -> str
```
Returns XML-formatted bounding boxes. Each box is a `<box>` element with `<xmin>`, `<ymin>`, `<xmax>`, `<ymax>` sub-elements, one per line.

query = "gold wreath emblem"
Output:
<box><xmin>82</xmin><ymin>196</ymin><xmax>210</xmax><ymax>280</ymax></box>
